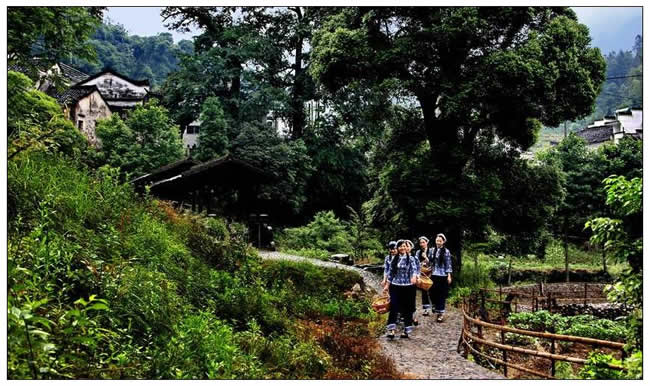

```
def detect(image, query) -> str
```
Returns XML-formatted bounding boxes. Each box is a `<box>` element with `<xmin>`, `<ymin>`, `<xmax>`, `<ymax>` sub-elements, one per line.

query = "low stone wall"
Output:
<box><xmin>553</xmin><ymin>302</ymin><xmax>631</xmax><ymax>320</ymax></box>
<box><xmin>490</xmin><ymin>267</ymin><xmax>612</xmax><ymax>285</ymax></box>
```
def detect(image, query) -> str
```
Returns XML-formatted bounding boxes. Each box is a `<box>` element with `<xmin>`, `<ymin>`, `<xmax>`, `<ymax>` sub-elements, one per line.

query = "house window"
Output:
<box><xmin>194</xmin><ymin>126</ymin><xmax>199</xmax><ymax>134</ymax></box>
<box><xmin>186</xmin><ymin>126</ymin><xmax>194</xmax><ymax>134</ymax></box>
<box><xmin>77</xmin><ymin>120</ymin><xmax>84</xmax><ymax>130</ymax></box>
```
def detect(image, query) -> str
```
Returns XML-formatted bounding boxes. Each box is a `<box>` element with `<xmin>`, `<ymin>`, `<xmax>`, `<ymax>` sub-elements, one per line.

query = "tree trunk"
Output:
<box><xmin>290</xmin><ymin>7</ymin><xmax>306</xmax><ymax>139</ymax></box>
<box><xmin>564</xmin><ymin>234</ymin><xmax>569</xmax><ymax>283</ymax></box>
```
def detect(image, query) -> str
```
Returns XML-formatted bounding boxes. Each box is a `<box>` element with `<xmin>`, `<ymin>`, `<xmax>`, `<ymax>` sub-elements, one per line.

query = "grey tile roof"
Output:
<box><xmin>577</xmin><ymin>125</ymin><xmax>613</xmax><ymax>144</ymax></box>
<box><xmin>56</xmin><ymin>85</ymin><xmax>100</xmax><ymax>105</ymax></box>
<box><xmin>58</xmin><ymin>62</ymin><xmax>89</xmax><ymax>84</ymax></box>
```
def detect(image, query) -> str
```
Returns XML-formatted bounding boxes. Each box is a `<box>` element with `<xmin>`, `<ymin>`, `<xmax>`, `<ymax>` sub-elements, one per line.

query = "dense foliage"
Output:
<box><xmin>507</xmin><ymin>311</ymin><xmax>628</xmax><ymax>342</ymax></box>
<box><xmin>94</xmin><ymin>101</ymin><xmax>185</xmax><ymax>178</ymax></box>
<box><xmin>8</xmin><ymin>71</ymin><xmax>89</xmax><ymax>163</ymax></box>
<box><xmin>546</xmin><ymin>35</ymin><xmax>642</xmax><ymax>134</ymax></box>
<box><xmin>8</xmin><ymin>7</ymin><xmax>104</xmax><ymax>83</ymax></box>
<box><xmin>63</xmin><ymin>22</ymin><xmax>194</xmax><ymax>87</ymax></box>
<box><xmin>309</xmin><ymin>7</ymin><xmax>605</xmax><ymax>265</ymax></box>
<box><xmin>539</xmin><ymin>134</ymin><xmax>642</xmax><ymax>243</ymax></box>
<box><xmin>277</xmin><ymin>210</ymin><xmax>384</xmax><ymax>262</ymax></box>
<box><xmin>586</xmin><ymin>175</ymin><xmax>642</xmax><ymax>352</ymax></box>
<box><xmin>8</xmin><ymin>151</ymin><xmax>399</xmax><ymax>379</ymax></box>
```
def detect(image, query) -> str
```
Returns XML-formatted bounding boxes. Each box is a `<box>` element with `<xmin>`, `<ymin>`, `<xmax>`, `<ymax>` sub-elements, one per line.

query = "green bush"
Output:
<box><xmin>261</xmin><ymin>260</ymin><xmax>362</xmax><ymax>298</ymax></box>
<box><xmin>448</xmin><ymin>287</ymin><xmax>472</xmax><ymax>307</ymax></box>
<box><xmin>277</xmin><ymin>211</ymin><xmax>352</xmax><ymax>254</ymax></box>
<box><xmin>508</xmin><ymin>311</ymin><xmax>628</xmax><ymax>342</ymax></box>
<box><xmin>579</xmin><ymin>352</ymin><xmax>623</xmax><ymax>379</ymax></box>
<box><xmin>504</xmin><ymin>332</ymin><xmax>536</xmax><ymax>346</ymax></box>
<box><xmin>152</xmin><ymin>312</ymin><xmax>264</xmax><ymax>379</ymax></box>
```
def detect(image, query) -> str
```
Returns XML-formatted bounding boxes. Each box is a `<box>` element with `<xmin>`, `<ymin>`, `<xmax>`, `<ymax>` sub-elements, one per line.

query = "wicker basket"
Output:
<box><xmin>421</xmin><ymin>266</ymin><xmax>432</xmax><ymax>276</ymax></box>
<box><xmin>416</xmin><ymin>273</ymin><xmax>433</xmax><ymax>290</ymax></box>
<box><xmin>372</xmin><ymin>295</ymin><xmax>391</xmax><ymax>314</ymax></box>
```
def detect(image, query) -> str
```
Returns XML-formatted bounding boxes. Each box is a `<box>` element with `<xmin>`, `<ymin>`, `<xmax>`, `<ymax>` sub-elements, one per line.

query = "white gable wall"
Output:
<box><xmin>81</xmin><ymin>73</ymin><xmax>149</xmax><ymax>99</ymax></box>
<box><xmin>71</xmin><ymin>91</ymin><xmax>112</xmax><ymax>147</ymax></box>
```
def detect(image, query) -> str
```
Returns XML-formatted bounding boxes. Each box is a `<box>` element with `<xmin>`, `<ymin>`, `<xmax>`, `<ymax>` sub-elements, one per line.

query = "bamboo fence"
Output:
<box><xmin>458</xmin><ymin>285</ymin><xmax>627</xmax><ymax>379</ymax></box>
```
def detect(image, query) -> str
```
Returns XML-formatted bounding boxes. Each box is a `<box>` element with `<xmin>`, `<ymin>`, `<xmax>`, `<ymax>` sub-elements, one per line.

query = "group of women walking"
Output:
<box><xmin>381</xmin><ymin>234</ymin><xmax>452</xmax><ymax>339</ymax></box>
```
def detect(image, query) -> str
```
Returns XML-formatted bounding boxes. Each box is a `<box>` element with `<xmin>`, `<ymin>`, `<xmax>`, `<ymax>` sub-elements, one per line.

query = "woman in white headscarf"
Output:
<box><xmin>430</xmin><ymin>233</ymin><xmax>452</xmax><ymax>322</ymax></box>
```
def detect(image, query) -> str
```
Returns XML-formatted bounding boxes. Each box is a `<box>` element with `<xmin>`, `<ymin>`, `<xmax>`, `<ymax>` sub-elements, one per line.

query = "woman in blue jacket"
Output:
<box><xmin>430</xmin><ymin>233</ymin><xmax>453</xmax><ymax>322</ymax></box>
<box><xmin>383</xmin><ymin>240</ymin><xmax>418</xmax><ymax>339</ymax></box>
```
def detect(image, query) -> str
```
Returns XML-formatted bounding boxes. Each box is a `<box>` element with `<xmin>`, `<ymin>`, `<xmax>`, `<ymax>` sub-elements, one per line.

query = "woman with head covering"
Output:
<box><xmin>382</xmin><ymin>241</ymin><xmax>398</xmax><ymax>286</ymax></box>
<box><xmin>415</xmin><ymin>236</ymin><xmax>433</xmax><ymax>316</ymax></box>
<box><xmin>383</xmin><ymin>239</ymin><xmax>418</xmax><ymax>339</ymax></box>
<box><xmin>403</xmin><ymin>239</ymin><xmax>420</xmax><ymax>326</ymax></box>
<box><xmin>430</xmin><ymin>233</ymin><xmax>453</xmax><ymax>322</ymax></box>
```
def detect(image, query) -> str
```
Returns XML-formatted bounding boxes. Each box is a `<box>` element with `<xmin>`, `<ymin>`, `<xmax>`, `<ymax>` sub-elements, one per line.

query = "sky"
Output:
<box><xmin>104</xmin><ymin>6</ymin><xmax>642</xmax><ymax>53</ymax></box>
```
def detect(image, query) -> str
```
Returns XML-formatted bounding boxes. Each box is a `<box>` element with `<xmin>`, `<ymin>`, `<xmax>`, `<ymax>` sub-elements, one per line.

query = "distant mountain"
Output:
<box><xmin>62</xmin><ymin>22</ymin><xmax>193</xmax><ymax>88</ymax></box>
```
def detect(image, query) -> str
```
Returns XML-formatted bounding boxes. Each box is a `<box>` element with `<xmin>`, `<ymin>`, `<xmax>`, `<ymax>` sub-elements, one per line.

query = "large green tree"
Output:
<box><xmin>196</xmin><ymin>97</ymin><xmax>230</xmax><ymax>161</ymax></box>
<box><xmin>162</xmin><ymin>7</ymin><xmax>329</xmax><ymax>139</ymax></box>
<box><xmin>8</xmin><ymin>7</ymin><xmax>105</xmax><ymax>80</ymax></box>
<box><xmin>310</xmin><ymin>7</ymin><xmax>606</xmax><ymax>260</ymax></box>
<box><xmin>95</xmin><ymin>102</ymin><xmax>184</xmax><ymax>177</ymax></box>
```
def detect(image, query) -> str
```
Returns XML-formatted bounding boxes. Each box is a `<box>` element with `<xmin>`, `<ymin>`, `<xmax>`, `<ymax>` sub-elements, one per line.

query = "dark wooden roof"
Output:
<box><xmin>149</xmin><ymin>155</ymin><xmax>272</xmax><ymax>194</ymax></box>
<box><xmin>131</xmin><ymin>158</ymin><xmax>199</xmax><ymax>187</ymax></box>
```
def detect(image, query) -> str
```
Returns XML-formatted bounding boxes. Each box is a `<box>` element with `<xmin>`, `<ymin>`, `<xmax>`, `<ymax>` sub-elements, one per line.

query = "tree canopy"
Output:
<box><xmin>8</xmin><ymin>7</ymin><xmax>105</xmax><ymax>78</ymax></box>
<box><xmin>94</xmin><ymin>101</ymin><xmax>184</xmax><ymax>177</ymax></box>
<box><xmin>309</xmin><ymin>7</ymin><xmax>605</xmax><ymax>260</ymax></box>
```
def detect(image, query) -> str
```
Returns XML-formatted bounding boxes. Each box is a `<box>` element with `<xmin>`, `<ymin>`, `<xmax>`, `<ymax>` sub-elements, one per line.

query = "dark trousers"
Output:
<box><xmin>431</xmin><ymin>275</ymin><xmax>449</xmax><ymax>313</ymax></box>
<box><xmin>420</xmin><ymin>286</ymin><xmax>432</xmax><ymax>309</ymax></box>
<box><xmin>387</xmin><ymin>284</ymin><xmax>415</xmax><ymax>331</ymax></box>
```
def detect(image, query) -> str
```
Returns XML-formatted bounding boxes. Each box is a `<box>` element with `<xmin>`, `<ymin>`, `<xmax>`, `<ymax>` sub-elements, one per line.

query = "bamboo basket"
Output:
<box><xmin>416</xmin><ymin>273</ymin><xmax>433</xmax><ymax>290</ymax></box>
<box><xmin>372</xmin><ymin>294</ymin><xmax>391</xmax><ymax>314</ymax></box>
<box><xmin>421</xmin><ymin>266</ymin><xmax>432</xmax><ymax>276</ymax></box>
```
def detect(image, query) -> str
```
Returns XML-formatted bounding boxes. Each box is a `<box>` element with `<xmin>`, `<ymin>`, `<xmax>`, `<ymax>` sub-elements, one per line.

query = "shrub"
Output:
<box><xmin>578</xmin><ymin>352</ymin><xmax>623</xmax><ymax>379</ymax></box>
<box><xmin>448</xmin><ymin>287</ymin><xmax>472</xmax><ymax>306</ymax></box>
<box><xmin>152</xmin><ymin>312</ymin><xmax>264</xmax><ymax>379</ymax></box>
<box><xmin>278</xmin><ymin>211</ymin><xmax>352</xmax><ymax>254</ymax></box>
<box><xmin>508</xmin><ymin>311</ymin><xmax>629</xmax><ymax>342</ymax></box>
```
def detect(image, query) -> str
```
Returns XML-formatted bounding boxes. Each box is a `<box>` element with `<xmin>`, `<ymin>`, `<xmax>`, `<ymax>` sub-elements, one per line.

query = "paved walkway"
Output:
<box><xmin>258</xmin><ymin>250</ymin><xmax>504</xmax><ymax>379</ymax></box>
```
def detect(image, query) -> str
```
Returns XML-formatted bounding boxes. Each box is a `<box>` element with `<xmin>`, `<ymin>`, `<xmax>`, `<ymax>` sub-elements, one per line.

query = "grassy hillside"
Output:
<box><xmin>7</xmin><ymin>152</ymin><xmax>399</xmax><ymax>379</ymax></box>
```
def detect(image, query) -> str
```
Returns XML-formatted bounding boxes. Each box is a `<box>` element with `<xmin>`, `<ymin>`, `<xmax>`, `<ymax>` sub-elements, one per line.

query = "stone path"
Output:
<box><xmin>258</xmin><ymin>250</ymin><xmax>504</xmax><ymax>379</ymax></box>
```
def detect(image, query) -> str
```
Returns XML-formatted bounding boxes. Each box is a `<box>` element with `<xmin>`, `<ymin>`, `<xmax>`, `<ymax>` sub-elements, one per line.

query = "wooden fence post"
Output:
<box><xmin>500</xmin><ymin>319</ymin><xmax>508</xmax><ymax>377</ymax></box>
<box><xmin>550</xmin><ymin>337</ymin><xmax>556</xmax><ymax>378</ymax></box>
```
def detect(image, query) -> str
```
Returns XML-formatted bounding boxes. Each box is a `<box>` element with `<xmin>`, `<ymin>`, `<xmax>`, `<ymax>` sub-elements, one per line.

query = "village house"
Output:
<box><xmin>11</xmin><ymin>61</ymin><xmax>153</xmax><ymax>146</ymax></box>
<box><xmin>75</xmin><ymin>68</ymin><xmax>151</xmax><ymax>117</ymax></box>
<box><xmin>57</xmin><ymin>85</ymin><xmax>112</xmax><ymax>146</ymax></box>
<box><xmin>577</xmin><ymin>107</ymin><xmax>643</xmax><ymax>149</ymax></box>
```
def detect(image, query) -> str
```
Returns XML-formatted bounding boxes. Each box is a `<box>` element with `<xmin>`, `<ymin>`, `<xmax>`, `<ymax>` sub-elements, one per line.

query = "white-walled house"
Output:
<box><xmin>77</xmin><ymin>69</ymin><xmax>151</xmax><ymax>118</ymax></box>
<box><xmin>577</xmin><ymin>107</ymin><xmax>642</xmax><ymax>149</ymax></box>
<box><xmin>182</xmin><ymin>120</ymin><xmax>201</xmax><ymax>155</ymax></box>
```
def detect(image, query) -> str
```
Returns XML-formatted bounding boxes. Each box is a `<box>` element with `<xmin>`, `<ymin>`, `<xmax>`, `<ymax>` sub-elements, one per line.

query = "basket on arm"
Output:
<box><xmin>372</xmin><ymin>294</ymin><xmax>391</xmax><ymax>314</ymax></box>
<box><xmin>416</xmin><ymin>273</ymin><xmax>433</xmax><ymax>290</ymax></box>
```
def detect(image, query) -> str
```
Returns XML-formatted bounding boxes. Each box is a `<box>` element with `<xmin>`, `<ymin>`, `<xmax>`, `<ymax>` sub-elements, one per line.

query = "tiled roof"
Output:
<box><xmin>56</xmin><ymin>85</ymin><xmax>100</xmax><ymax>105</ymax></box>
<box><xmin>76</xmin><ymin>68</ymin><xmax>150</xmax><ymax>87</ymax></box>
<box><xmin>58</xmin><ymin>62</ymin><xmax>89</xmax><ymax>84</ymax></box>
<box><xmin>577</xmin><ymin>125</ymin><xmax>613</xmax><ymax>144</ymax></box>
